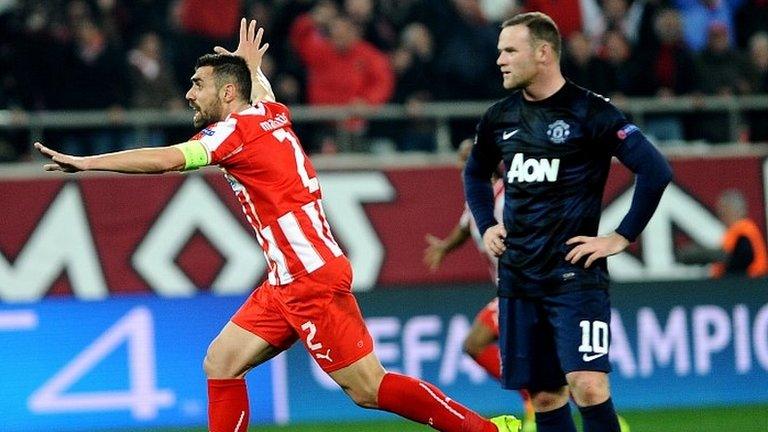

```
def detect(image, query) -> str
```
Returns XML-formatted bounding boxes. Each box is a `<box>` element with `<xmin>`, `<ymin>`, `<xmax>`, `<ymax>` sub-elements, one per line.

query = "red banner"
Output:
<box><xmin>1</xmin><ymin>154</ymin><xmax>766</xmax><ymax>301</ymax></box>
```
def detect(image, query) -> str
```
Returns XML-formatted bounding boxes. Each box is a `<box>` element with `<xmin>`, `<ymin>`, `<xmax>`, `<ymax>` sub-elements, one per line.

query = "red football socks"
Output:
<box><xmin>472</xmin><ymin>344</ymin><xmax>501</xmax><ymax>379</ymax></box>
<box><xmin>472</xmin><ymin>345</ymin><xmax>534</xmax><ymax>418</ymax></box>
<box><xmin>208</xmin><ymin>379</ymin><xmax>249</xmax><ymax>432</ymax></box>
<box><xmin>377</xmin><ymin>372</ymin><xmax>497</xmax><ymax>432</ymax></box>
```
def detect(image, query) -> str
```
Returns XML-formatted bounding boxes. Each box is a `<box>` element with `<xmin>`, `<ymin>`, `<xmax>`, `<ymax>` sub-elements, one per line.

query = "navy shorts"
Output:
<box><xmin>498</xmin><ymin>289</ymin><xmax>612</xmax><ymax>392</ymax></box>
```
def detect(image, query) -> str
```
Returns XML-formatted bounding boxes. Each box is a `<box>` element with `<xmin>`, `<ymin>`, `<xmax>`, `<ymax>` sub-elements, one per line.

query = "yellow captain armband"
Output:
<box><xmin>173</xmin><ymin>140</ymin><xmax>209</xmax><ymax>171</ymax></box>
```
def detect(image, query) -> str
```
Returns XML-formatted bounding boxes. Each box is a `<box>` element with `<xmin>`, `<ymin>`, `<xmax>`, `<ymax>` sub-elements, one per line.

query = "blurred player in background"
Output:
<box><xmin>465</xmin><ymin>12</ymin><xmax>671</xmax><ymax>432</ymax></box>
<box><xmin>36</xmin><ymin>19</ymin><xmax>520</xmax><ymax>432</ymax></box>
<box><xmin>678</xmin><ymin>188</ymin><xmax>768</xmax><ymax>278</ymax></box>
<box><xmin>424</xmin><ymin>138</ymin><xmax>536</xmax><ymax>431</ymax></box>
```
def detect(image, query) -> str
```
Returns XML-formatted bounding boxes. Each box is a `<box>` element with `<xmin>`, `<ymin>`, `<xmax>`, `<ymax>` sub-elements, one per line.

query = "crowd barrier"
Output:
<box><xmin>1</xmin><ymin>151</ymin><xmax>766</xmax><ymax>299</ymax></box>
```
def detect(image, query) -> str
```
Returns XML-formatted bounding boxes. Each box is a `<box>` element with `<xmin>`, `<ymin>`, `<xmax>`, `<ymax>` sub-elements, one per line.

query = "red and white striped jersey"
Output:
<box><xmin>190</xmin><ymin>101</ymin><xmax>343</xmax><ymax>285</ymax></box>
<box><xmin>460</xmin><ymin>178</ymin><xmax>504</xmax><ymax>280</ymax></box>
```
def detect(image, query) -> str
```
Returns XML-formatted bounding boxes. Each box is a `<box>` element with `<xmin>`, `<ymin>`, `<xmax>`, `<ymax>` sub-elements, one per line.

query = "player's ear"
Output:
<box><xmin>222</xmin><ymin>83</ymin><xmax>237</xmax><ymax>103</ymax></box>
<box><xmin>536</xmin><ymin>42</ymin><xmax>551</xmax><ymax>64</ymax></box>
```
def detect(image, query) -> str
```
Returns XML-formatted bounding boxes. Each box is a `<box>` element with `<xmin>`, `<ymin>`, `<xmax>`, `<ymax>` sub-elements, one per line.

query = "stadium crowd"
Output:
<box><xmin>1</xmin><ymin>0</ymin><xmax>767</xmax><ymax>159</ymax></box>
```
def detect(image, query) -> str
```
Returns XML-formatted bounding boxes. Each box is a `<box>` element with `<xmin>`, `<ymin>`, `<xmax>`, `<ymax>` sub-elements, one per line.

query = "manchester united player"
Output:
<box><xmin>465</xmin><ymin>12</ymin><xmax>668</xmax><ymax>432</ymax></box>
<box><xmin>35</xmin><ymin>19</ymin><xmax>520</xmax><ymax>432</ymax></box>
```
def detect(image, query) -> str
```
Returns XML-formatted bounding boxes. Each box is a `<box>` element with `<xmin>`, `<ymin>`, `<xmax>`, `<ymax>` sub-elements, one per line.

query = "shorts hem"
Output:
<box><xmin>230</xmin><ymin>319</ymin><xmax>293</xmax><ymax>351</ymax></box>
<box><xmin>318</xmin><ymin>346</ymin><xmax>374</xmax><ymax>373</ymax></box>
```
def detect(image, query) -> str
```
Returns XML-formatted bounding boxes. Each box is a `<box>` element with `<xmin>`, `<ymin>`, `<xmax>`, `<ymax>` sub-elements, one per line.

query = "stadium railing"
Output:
<box><xmin>1</xmin><ymin>95</ymin><xmax>767</xmax><ymax>153</ymax></box>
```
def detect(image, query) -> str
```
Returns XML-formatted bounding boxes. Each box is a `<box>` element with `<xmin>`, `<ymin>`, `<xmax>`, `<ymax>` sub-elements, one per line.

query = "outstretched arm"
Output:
<box><xmin>35</xmin><ymin>141</ymin><xmax>189</xmax><ymax>174</ymax></box>
<box><xmin>215</xmin><ymin>18</ymin><xmax>275</xmax><ymax>103</ymax></box>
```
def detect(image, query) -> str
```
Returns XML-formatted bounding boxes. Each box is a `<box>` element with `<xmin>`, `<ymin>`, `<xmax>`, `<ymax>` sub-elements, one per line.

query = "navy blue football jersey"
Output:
<box><xmin>470</xmin><ymin>81</ymin><xmax>640</xmax><ymax>297</ymax></box>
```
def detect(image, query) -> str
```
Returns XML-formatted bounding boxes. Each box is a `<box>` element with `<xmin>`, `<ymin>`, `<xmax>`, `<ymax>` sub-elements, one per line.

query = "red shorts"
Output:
<box><xmin>475</xmin><ymin>297</ymin><xmax>499</xmax><ymax>337</ymax></box>
<box><xmin>231</xmin><ymin>256</ymin><xmax>374</xmax><ymax>372</ymax></box>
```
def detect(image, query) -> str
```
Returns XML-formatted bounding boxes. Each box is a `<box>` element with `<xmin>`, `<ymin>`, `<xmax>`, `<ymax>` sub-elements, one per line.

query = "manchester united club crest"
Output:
<box><xmin>547</xmin><ymin>120</ymin><xmax>570</xmax><ymax>144</ymax></box>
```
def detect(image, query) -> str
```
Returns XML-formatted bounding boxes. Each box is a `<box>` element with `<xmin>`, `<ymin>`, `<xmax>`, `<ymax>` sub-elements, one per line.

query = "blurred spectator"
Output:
<box><xmin>680</xmin><ymin>189</ymin><xmax>768</xmax><ymax>277</ymax></box>
<box><xmin>696</xmin><ymin>22</ymin><xmax>752</xmax><ymax>142</ymax></box>
<box><xmin>603</xmin><ymin>0</ymin><xmax>638</xmax><ymax>42</ymax></box>
<box><xmin>60</xmin><ymin>19</ymin><xmax>127</xmax><ymax>155</ymax></box>
<box><xmin>118</xmin><ymin>0</ymin><xmax>174</xmax><ymax>46</ymax></box>
<box><xmin>599</xmin><ymin>29</ymin><xmax>644</xmax><ymax>97</ymax></box>
<box><xmin>3</xmin><ymin>0</ymin><xmax>768</xmax><ymax>159</ymax></box>
<box><xmin>734</xmin><ymin>0</ymin><xmax>768</xmax><ymax>48</ymax></box>
<box><xmin>344</xmin><ymin>0</ymin><xmax>398</xmax><ymax>50</ymax></box>
<box><xmin>524</xmin><ymin>0</ymin><xmax>605</xmax><ymax>40</ymax></box>
<box><xmin>675</xmin><ymin>0</ymin><xmax>743</xmax><ymax>52</ymax></box>
<box><xmin>633</xmin><ymin>8</ymin><xmax>700</xmax><ymax>143</ymax></box>
<box><xmin>630</xmin><ymin>0</ymin><xmax>666</xmax><ymax>51</ymax></box>
<box><xmin>478</xmin><ymin>0</ymin><xmax>518</xmax><ymax>23</ymax></box>
<box><xmin>562</xmin><ymin>32</ymin><xmax>611</xmax><ymax>95</ymax></box>
<box><xmin>697</xmin><ymin>22</ymin><xmax>751</xmax><ymax>96</ymax></box>
<box><xmin>170</xmin><ymin>0</ymin><xmax>240</xmax><ymax>92</ymax></box>
<box><xmin>709</xmin><ymin>189</ymin><xmax>768</xmax><ymax>278</ymax></box>
<box><xmin>432</xmin><ymin>0</ymin><xmax>502</xmax><ymax>100</ymax></box>
<box><xmin>392</xmin><ymin>23</ymin><xmax>439</xmax><ymax>151</ymax></box>
<box><xmin>745</xmin><ymin>32</ymin><xmax>768</xmax><ymax>142</ymax></box>
<box><xmin>290</xmin><ymin>2</ymin><xmax>394</xmax><ymax>152</ymax></box>
<box><xmin>421</xmin><ymin>0</ymin><xmax>503</xmax><ymax>142</ymax></box>
<box><xmin>126</xmin><ymin>31</ymin><xmax>183</xmax><ymax>147</ymax></box>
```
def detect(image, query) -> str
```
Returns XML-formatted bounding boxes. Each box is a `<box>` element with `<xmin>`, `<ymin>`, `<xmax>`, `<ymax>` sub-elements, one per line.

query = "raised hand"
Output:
<box><xmin>214</xmin><ymin>18</ymin><xmax>269</xmax><ymax>72</ymax></box>
<box><xmin>34</xmin><ymin>142</ymin><xmax>88</xmax><ymax>173</ymax></box>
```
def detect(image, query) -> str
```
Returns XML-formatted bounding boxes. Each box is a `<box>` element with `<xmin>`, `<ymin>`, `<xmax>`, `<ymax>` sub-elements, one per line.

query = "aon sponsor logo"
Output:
<box><xmin>507</xmin><ymin>153</ymin><xmax>560</xmax><ymax>183</ymax></box>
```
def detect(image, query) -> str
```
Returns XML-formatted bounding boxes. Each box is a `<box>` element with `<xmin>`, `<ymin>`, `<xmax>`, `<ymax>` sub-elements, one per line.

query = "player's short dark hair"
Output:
<box><xmin>502</xmin><ymin>12</ymin><xmax>562</xmax><ymax>58</ymax></box>
<box><xmin>195</xmin><ymin>54</ymin><xmax>252</xmax><ymax>102</ymax></box>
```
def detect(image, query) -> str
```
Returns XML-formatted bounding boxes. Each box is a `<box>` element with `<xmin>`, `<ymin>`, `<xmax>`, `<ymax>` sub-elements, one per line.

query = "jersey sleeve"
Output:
<box><xmin>190</xmin><ymin>117</ymin><xmax>244</xmax><ymax>166</ymax></box>
<box><xmin>464</xmin><ymin>106</ymin><xmax>503</xmax><ymax>236</ymax></box>
<box><xmin>586</xmin><ymin>95</ymin><xmax>639</xmax><ymax>155</ymax></box>
<box><xmin>472</xmin><ymin>108</ymin><xmax>503</xmax><ymax>171</ymax></box>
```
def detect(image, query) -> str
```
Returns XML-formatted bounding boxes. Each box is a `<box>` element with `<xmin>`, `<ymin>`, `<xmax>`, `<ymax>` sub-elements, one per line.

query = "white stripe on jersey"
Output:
<box><xmin>239</xmin><ymin>102</ymin><xmax>266</xmax><ymax>116</ymax></box>
<box><xmin>317</xmin><ymin>202</ymin><xmax>343</xmax><ymax>257</ymax></box>
<box><xmin>302</xmin><ymin>201</ymin><xmax>343</xmax><ymax>257</ymax></box>
<box><xmin>277</xmin><ymin>212</ymin><xmax>325</xmax><ymax>273</ymax></box>
<box><xmin>199</xmin><ymin>117</ymin><xmax>238</xmax><ymax>152</ymax></box>
<box><xmin>261</xmin><ymin>226</ymin><xmax>293</xmax><ymax>285</ymax></box>
<box><xmin>235</xmin><ymin>179</ymin><xmax>280</xmax><ymax>284</ymax></box>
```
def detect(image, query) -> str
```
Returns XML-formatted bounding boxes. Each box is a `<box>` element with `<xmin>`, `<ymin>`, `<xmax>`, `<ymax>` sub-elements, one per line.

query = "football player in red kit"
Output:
<box><xmin>36</xmin><ymin>19</ymin><xmax>520</xmax><ymax>432</ymax></box>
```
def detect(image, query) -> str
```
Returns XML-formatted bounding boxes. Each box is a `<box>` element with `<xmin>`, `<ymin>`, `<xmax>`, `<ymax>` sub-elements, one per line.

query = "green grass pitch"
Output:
<box><xmin>122</xmin><ymin>404</ymin><xmax>768</xmax><ymax>432</ymax></box>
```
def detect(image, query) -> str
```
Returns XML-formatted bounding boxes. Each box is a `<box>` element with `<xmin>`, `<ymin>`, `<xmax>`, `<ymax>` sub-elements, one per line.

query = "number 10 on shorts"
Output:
<box><xmin>578</xmin><ymin>320</ymin><xmax>608</xmax><ymax>361</ymax></box>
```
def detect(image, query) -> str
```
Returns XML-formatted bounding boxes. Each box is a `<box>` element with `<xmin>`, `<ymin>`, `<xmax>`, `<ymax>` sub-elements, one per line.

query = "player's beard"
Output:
<box><xmin>192</xmin><ymin>98</ymin><xmax>223</xmax><ymax>129</ymax></box>
<box><xmin>504</xmin><ymin>71</ymin><xmax>534</xmax><ymax>91</ymax></box>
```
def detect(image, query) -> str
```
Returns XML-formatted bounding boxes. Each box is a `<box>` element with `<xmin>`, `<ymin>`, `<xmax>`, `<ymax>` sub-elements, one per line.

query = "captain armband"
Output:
<box><xmin>173</xmin><ymin>140</ymin><xmax>210</xmax><ymax>171</ymax></box>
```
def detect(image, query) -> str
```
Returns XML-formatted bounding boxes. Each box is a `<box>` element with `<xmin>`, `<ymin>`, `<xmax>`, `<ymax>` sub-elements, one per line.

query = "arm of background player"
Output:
<box><xmin>215</xmin><ymin>18</ymin><xmax>275</xmax><ymax>103</ymax></box>
<box><xmin>613</xmin><ymin>132</ymin><xmax>673</xmax><ymax>242</ymax></box>
<box><xmin>35</xmin><ymin>142</ymin><xmax>187</xmax><ymax>174</ymax></box>
<box><xmin>424</xmin><ymin>224</ymin><xmax>472</xmax><ymax>272</ymax></box>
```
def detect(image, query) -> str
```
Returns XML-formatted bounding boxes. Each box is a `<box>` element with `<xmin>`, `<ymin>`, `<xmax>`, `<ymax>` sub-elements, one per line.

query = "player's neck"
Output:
<box><xmin>221</xmin><ymin>101</ymin><xmax>253</xmax><ymax>118</ymax></box>
<box><xmin>522</xmin><ymin>72</ymin><xmax>566</xmax><ymax>102</ymax></box>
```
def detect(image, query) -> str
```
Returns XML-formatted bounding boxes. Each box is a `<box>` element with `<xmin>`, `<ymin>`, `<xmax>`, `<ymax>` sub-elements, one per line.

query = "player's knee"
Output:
<box><xmin>462</xmin><ymin>338</ymin><xmax>481</xmax><ymax>357</ymax></box>
<box><xmin>202</xmin><ymin>349</ymin><xmax>221</xmax><ymax>378</ymax></box>
<box><xmin>203</xmin><ymin>343</ymin><xmax>236</xmax><ymax>379</ymax></box>
<box><xmin>342</xmin><ymin>383</ymin><xmax>379</xmax><ymax>409</ymax></box>
<box><xmin>568</xmin><ymin>372</ymin><xmax>609</xmax><ymax>405</ymax></box>
<box><xmin>531</xmin><ymin>389</ymin><xmax>569</xmax><ymax>412</ymax></box>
